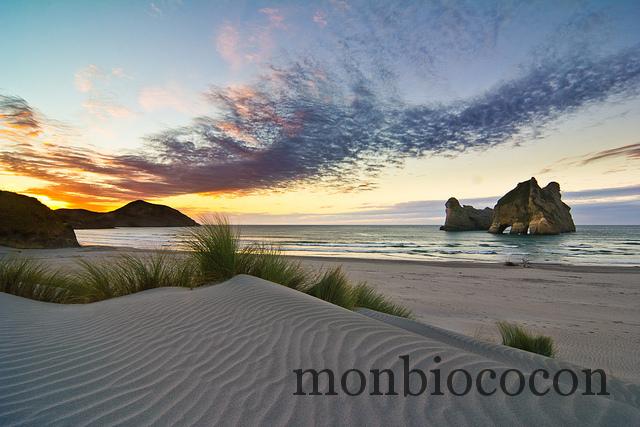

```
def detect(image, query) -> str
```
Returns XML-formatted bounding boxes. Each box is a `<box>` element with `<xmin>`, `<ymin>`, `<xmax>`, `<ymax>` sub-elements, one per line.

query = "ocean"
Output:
<box><xmin>74</xmin><ymin>225</ymin><xmax>640</xmax><ymax>266</ymax></box>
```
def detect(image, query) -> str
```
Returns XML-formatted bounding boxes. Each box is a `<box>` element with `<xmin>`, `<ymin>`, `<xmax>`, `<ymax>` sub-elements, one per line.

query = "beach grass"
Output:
<box><xmin>0</xmin><ymin>257</ymin><xmax>74</xmax><ymax>303</ymax></box>
<box><xmin>248</xmin><ymin>244</ymin><xmax>310</xmax><ymax>291</ymax></box>
<box><xmin>307</xmin><ymin>266</ymin><xmax>355</xmax><ymax>310</ymax></box>
<box><xmin>188</xmin><ymin>215</ymin><xmax>254</xmax><ymax>282</ymax></box>
<box><xmin>187</xmin><ymin>218</ymin><xmax>412</xmax><ymax>317</ymax></box>
<box><xmin>1</xmin><ymin>216</ymin><xmax>412</xmax><ymax>318</ymax></box>
<box><xmin>497</xmin><ymin>321</ymin><xmax>556</xmax><ymax>357</ymax></box>
<box><xmin>352</xmin><ymin>282</ymin><xmax>414</xmax><ymax>318</ymax></box>
<box><xmin>75</xmin><ymin>253</ymin><xmax>200</xmax><ymax>302</ymax></box>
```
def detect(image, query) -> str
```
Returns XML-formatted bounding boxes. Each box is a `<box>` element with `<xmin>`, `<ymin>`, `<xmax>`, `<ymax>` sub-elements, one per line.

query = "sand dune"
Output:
<box><xmin>1</xmin><ymin>275</ymin><xmax>639</xmax><ymax>425</ymax></box>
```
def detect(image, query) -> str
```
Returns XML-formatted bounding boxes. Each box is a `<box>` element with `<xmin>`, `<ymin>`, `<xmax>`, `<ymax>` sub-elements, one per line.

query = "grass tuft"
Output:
<box><xmin>248</xmin><ymin>244</ymin><xmax>310</xmax><ymax>291</ymax></box>
<box><xmin>0</xmin><ymin>257</ymin><xmax>75</xmax><ymax>303</ymax></box>
<box><xmin>307</xmin><ymin>266</ymin><xmax>355</xmax><ymax>310</ymax></box>
<box><xmin>1</xmin><ymin>216</ymin><xmax>412</xmax><ymax>320</ymax></box>
<box><xmin>75</xmin><ymin>253</ymin><xmax>200</xmax><ymax>302</ymax></box>
<box><xmin>187</xmin><ymin>215</ymin><xmax>254</xmax><ymax>283</ymax></box>
<box><xmin>352</xmin><ymin>282</ymin><xmax>413</xmax><ymax>318</ymax></box>
<box><xmin>497</xmin><ymin>321</ymin><xmax>556</xmax><ymax>357</ymax></box>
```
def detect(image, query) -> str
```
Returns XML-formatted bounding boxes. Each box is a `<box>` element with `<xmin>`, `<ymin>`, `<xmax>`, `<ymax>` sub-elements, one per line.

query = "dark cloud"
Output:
<box><xmin>119</xmin><ymin>43</ymin><xmax>640</xmax><ymax>196</ymax></box>
<box><xmin>579</xmin><ymin>143</ymin><xmax>640</xmax><ymax>165</ymax></box>
<box><xmin>0</xmin><ymin>95</ymin><xmax>41</xmax><ymax>138</ymax></box>
<box><xmin>539</xmin><ymin>142</ymin><xmax>640</xmax><ymax>174</ymax></box>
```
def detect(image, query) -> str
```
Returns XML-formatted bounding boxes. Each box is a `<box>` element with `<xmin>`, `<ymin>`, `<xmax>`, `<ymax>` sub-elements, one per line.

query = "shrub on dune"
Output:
<box><xmin>497</xmin><ymin>321</ymin><xmax>556</xmax><ymax>357</ymax></box>
<box><xmin>352</xmin><ymin>282</ymin><xmax>413</xmax><ymax>318</ymax></box>
<box><xmin>0</xmin><ymin>257</ymin><xmax>75</xmax><ymax>303</ymax></box>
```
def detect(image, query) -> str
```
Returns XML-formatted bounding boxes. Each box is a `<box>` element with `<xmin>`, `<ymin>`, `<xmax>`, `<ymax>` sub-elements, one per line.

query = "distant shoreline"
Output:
<box><xmin>2</xmin><ymin>244</ymin><xmax>639</xmax><ymax>272</ymax></box>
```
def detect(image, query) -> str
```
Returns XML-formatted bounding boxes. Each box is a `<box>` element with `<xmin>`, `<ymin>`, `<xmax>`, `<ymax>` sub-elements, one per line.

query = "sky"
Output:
<box><xmin>0</xmin><ymin>0</ymin><xmax>639</xmax><ymax>224</ymax></box>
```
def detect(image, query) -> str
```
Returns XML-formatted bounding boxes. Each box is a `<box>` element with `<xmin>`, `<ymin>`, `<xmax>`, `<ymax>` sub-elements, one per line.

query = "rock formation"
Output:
<box><xmin>56</xmin><ymin>200</ymin><xmax>198</xmax><ymax>229</ymax></box>
<box><xmin>439</xmin><ymin>198</ymin><xmax>494</xmax><ymax>231</ymax></box>
<box><xmin>488</xmin><ymin>178</ymin><xmax>576</xmax><ymax>235</ymax></box>
<box><xmin>0</xmin><ymin>190</ymin><xmax>79</xmax><ymax>248</ymax></box>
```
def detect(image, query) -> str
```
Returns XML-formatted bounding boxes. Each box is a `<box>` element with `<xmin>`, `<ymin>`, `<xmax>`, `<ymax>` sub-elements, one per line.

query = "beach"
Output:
<box><xmin>3</xmin><ymin>245</ymin><xmax>639</xmax><ymax>384</ymax></box>
<box><xmin>2</xmin><ymin>273</ymin><xmax>640</xmax><ymax>425</ymax></box>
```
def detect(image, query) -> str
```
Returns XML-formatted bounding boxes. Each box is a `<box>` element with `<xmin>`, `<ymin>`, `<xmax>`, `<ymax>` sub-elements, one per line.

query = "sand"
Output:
<box><xmin>292</xmin><ymin>256</ymin><xmax>640</xmax><ymax>384</ymax></box>
<box><xmin>1</xmin><ymin>274</ymin><xmax>640</xmax><ymax>426</ymax></box>
<box><xmin>1</xmin><ymin>245</ymin><xmax>640</xmax><ymax>424</ymax></box>
<box><xmin>2</xmin><ymin>245</ymin><xmax>639</xmax><ymax>384</ymax></box>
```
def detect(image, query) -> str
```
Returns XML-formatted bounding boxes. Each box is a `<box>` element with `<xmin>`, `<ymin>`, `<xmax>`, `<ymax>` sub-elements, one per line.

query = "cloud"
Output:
<box><xmin>539</xmin><ymin>142</ymin><xmax>640</xmax><ymax>174</ymax></box>
<box><xmin>215</xmin><ymin>23</ymin><xmax>243</xmax><ymax>69</ymax></box>
<box><xmin>147</xmin><ymin>0</ymin><xmax>183</xmax><ymax>18</ymax></box>
<box><xmin>148</xmin><ymin>2</ymin><xmax>163</xmax><ymax>17</ymax></box>
<box><xmin>4</xmin><ymin>3</ymin><xmax>640</xmax><ymax>206</ymax></box>
<box><xmin>74</xmin><ymin>64</ymin><xmax>131</xmax><ymax>93</ymax></box>
<box><xmin>215</xmin><ymin>7</ymin><xmax>289</xmax><ymax>69</ymax></box>
<box><xmin>124</xmin><ymin>42</ymin><xmax>640</xmax><ymax>196</ymax></box>
<box><xmin>313</xmin><ymin>10</ymin><xmax>328</xmax><ymax>28</ymax></box>
<box><xmin>138</xmin><ymin>83</ymin><xmax>202</xmax><ymax>113</ymax></box>
<box><xmin>0</xmin><ymin>95</ymin><xmax>41</xmax><ymax>139</ymax></box>
<box><xmin>579</xmin><ymin>143</ymin><xmax>640</xmax><ymax>165</ymax></box>
<box><xmin>73</xmin><ymin>65</ymin><xmax>134</xmax><ymax>119</ymax></box>
<box><xmin>82</xmin><ymin>98</ymin><xmax>135</xmax><ymax>119</ymax></box>
<box><xmin>74</xmin><ymin>64</ymin><xmax>101</xmax><ymax>93</ymax></box>
<box><xmin>3</xmin><ymin>39</ymin><xmax>640</xmax><ymax>204</ymax></box>
<box><xmin>260</xmin><ymin>8</ymin><xmax>286</xmax><ymax>30</ymax></box>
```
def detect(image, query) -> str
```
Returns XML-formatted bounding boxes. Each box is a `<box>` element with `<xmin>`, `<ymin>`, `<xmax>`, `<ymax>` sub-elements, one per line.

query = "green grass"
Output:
<box><xmin>187</xmin><ymin>215</ymin><xmax>254</xmax><ymax>282</ymax></box>
<box><xmin>0</xmin><ymin>257</ymin><xmax>75</xmax><ymax>303</ymax></box>
<box><xmin>1</xmin><ymin>216</ymin><xmax>412</xmax><ymax>319</ymax></box>
<box><xmin>74</xmin><ymin>253</ymin><xmax>200</xmax><ymax>302</ymax></box>
<box><xmin>307</xmin><ymin>266</ymin><xmax>355</xmax><ymax>310</ymax></box>
<box><xmin>352</xmin><ymin>282</ymin><xmax>413</xmax><ymax>318</ymax></box>
<box><xmin>1</xmin><ymin>253</ymin><xmax>199</xmax><ymax>304</ymax></box>
<box><xmin>248</xmin><ymin>245</ymin><xmax>310</xmax><ymax>291</ymax></box>
<box><xmin>497</xmin><ymin>321</ymin><xmax>556</xmax><ymax>357</ymax></box>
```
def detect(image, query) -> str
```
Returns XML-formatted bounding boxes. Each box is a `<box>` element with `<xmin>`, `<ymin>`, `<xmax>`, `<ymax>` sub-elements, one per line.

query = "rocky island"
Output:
<box><xmin>488</xmin><ymin>178</ymin><xmax>575</xmax><ymax>235</ymax></box>
<box><xmin>0</xmin><ymin>190</ymin><xmax>79</xmax><ymax>248</ymax></box>
<box><xmin>55</xmin><ymin>200</ymin><xmax>198</xmax><ymax>229</ymax></box>
<box><xmin>439</xmin><ymin>198</ymin><xmax>493</xmax><ymax>231</ymax></box>
<box><xmin>441</xmin><ymin>178</ymin><xmax>576</xmax><ymax>235</ymax></box>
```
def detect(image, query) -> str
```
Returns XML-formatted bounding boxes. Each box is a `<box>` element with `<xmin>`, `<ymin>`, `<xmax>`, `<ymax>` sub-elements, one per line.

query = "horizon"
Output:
<box><xmin>1</xmin><ymin>1</ymin><xmax>639</xmax><ymax>225</ymax></box>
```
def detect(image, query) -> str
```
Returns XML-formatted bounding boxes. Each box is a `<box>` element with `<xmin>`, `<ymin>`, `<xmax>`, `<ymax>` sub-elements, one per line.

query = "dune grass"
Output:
<box><xmin>188</xmin><ymin>216</ymin><xmax>412</xmax><ymax>317</ymax></box>
<box><xmin>74</xmin><ymin>253</ymin><xmax>200</xmax><ymax>302</ymax></box>
<box><xmin>1</xmin><ymin>253</ymin><xmax>200</xmax><ymax>304</ymax></box>
<box><xmin>1</xmin><ymin>216</ymin><xmax>412</xmax><ymax>318</ymax></box>
<box><xmin>352</xmin><ymin>282</ymin><xmax>414</xmax><ymax>318</ymax></box>
<box><xmin>248</xmin><ymin>245</ymin><xmax>310</xmax><ymax>291</ymax></box>
<box><xmin>307</xmin><ymin>266</ymin><xmax>355</xmax><ymax>310</ymax></box>
<box><xmin>0</xmin><ymin>257</ymin><xmax>75</xmax><ymax>303</ymax></box>
<box><xmin>497</xmin><ymin>321</ymin><xmax>556</xmax><ymax>357</ymax></box>
<box><xmin>188</xmin><ymin>216</ymin><xmax>254</xmax><ymax>282</ymax></box>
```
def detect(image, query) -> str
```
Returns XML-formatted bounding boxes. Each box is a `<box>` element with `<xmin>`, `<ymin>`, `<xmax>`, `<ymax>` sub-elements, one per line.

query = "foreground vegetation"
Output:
<box><xmin>497</xmin><ymin>321</ymin><xmax>556</xmax><ymax>357</ymax></box>
<box><xmin>0</xmin><ymin>217</ymin><xmax>412</xmax><ymax>317</ymax></box>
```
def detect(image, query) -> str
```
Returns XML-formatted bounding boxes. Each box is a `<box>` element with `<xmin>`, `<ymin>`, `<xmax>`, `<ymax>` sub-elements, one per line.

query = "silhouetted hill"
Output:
<box><xmin>55</xmin><ymin>200</ymin><xmax>198</xmax><ymax>229</ymax></box>
<box><xmin>0</xmin><ymin>190</ymin><xmax>79</xmax><ymax>248</ymax></box>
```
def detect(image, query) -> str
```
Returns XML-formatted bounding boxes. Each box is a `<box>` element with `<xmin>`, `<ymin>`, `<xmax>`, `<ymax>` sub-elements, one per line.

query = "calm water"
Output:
<box><xmin>74</xmin><ymin>225</ymin><xmax>640</xmax><ymax>266</ymax></box>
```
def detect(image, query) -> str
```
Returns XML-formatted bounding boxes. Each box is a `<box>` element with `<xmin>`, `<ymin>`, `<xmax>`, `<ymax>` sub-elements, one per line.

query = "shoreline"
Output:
<box><xmin>2</xmin><ymin>244</ymin><xmax>638</xmax><ymax>273</ymax></box>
